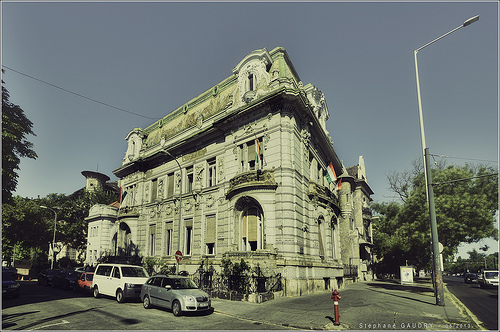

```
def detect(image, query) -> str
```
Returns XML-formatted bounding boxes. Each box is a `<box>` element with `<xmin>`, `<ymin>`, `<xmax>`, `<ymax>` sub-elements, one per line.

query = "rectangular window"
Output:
<box><xmin>186</xmin><ymin>167</ymin><xmax>194</xmax><ymax>192</ymax></box>
<box><xmin>208</xmin><ymin>158</ymin><xmax>217</xmax><ymax>187</ymax></box>
<box><xmin>248</xmin><ymin>141</ymin><xmax>256</xmax><ymax>170</ymax></box>
<box><xmin>318</xmin><ymin>220</ymin><xmax>325</xmax><ymax>257</ymax></box>
<box><xmin>150</xmin><ymin>225</ymin><xmax>156</xmax><ymax>256</ymax></box>
<box><xmin>206</xmin><ymin>215</ymin><xmax>216</xmax><ymax>255</ymax></box>
<box><xmin>165</xmin><ymin>227</ymin><xmax>172</xmax><ymax>256</ymax></box>
<box><xmin>240</xmin><ymin>144</ymin><xmax>245</xmax><ymax>172</ymax></box>
<box><xmin>248</xmin><ymin>74</ymin><xmax>254</xmax><ymax>91</ymax></box>
<box><xmin>331</xmin><ymin>222</ymin><xmax>337</xmax><ymax>259</ymax></box>
<box><xmin>151</xmin><ymin>179</ymin><xmax>158</xmax><ymax>202</ymax></box>
<box><xmin>167</xmin><ymin>173</ymin><xmax>174</xmax><ymax>198</ymax></box>
<box><xmin>185</xmin><ymin>219</ymin><xmax>193</xmax><ymax>255</ymax></box>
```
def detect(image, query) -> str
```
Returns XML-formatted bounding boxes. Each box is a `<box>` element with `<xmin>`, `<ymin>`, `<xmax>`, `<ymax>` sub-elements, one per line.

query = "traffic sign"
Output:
<box><xmin>175</xmin><ymin>250</ymin><xmax>183</xmax><ymax>262</ymax></box>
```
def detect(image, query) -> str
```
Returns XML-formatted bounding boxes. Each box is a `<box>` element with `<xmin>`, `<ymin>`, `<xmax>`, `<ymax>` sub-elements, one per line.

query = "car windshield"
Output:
<box><xmin>485</xmin><ymin>272</ymin><xmax>498</xmax><ymax>278</ymax></box>
<box><xmin>172</xmin><ymin>278</ymin><xmax>198</xmax><ymax>290</ymax></box>
<box><xmin>86</xmin><ymin>274</ymin><xmax>94</xmax><ymax>281</ymax></box>
<box><xmin>121</xmin><ymin>266</ymin><xmax>149</xmax><ymax>277</ymax></box>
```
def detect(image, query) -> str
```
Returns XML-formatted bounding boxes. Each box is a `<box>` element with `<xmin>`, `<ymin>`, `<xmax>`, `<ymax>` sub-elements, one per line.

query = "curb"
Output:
<box><xmin>443</xmin><ymin>285</ymin><xmax>486</xmax><ymax>331</ymax></box>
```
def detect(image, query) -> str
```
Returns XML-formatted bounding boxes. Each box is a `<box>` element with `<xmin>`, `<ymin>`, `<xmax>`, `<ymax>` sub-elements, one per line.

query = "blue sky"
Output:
<box><xmin>2</xmin><ymin>1</ymin><xmax>498</xmax><ymax>257</ymax></box>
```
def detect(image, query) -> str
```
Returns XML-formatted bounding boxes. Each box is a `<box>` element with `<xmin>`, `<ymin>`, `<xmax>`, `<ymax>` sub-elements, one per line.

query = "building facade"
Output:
<box><xmin>86</xmin><ymin>47</ymin><xmax>374</xmax><ymax>296</ymax></box>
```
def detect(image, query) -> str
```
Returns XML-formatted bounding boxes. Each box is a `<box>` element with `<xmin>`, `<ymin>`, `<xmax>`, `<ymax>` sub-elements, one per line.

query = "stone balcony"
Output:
<box><xmin>226</xmin><ymin>169</ymin><xmax>278</xmax><ymax>199</ymax></box>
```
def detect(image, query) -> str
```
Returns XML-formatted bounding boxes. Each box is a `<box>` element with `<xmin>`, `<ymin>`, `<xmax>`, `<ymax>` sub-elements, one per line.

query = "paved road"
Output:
<box><xmin>444</xmin><ymin>275</ymin><xmax>498</xmax><ymax>330</ymax></box>
<box><xmin>2</xmin><ymin>281</ymin><xmax>291</xmax><ymax>330</ymax></box>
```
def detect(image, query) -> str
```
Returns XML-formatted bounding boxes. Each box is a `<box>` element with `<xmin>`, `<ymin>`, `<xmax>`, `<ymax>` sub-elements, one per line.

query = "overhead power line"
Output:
<box><xmin>430</xmin><ymin>154</ymin><xmax>498</xmax><ymax>164</ymax></box>
<box><xmin>2</xmin><ymin>65</ymin><xmax>159</xmax><ymax>120</ymax></box>
<box><xmin>433</xmin><ymin>173</ymin><xmax>499</xmax><ymax>186</ymax></box>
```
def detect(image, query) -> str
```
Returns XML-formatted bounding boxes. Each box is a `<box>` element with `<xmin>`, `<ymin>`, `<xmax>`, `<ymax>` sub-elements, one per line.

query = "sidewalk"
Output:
<box><xmin>211</xmin><ymin>279</ymin><xmax>483</xmax><ymax>330</ymax></box>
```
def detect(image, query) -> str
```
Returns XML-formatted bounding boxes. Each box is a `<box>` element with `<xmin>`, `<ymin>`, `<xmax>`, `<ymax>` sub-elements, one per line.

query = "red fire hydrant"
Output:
<box><xmin>331</xmin><ymin>289</ymin><xmax>341</xmax><ymax>326</ymax></box>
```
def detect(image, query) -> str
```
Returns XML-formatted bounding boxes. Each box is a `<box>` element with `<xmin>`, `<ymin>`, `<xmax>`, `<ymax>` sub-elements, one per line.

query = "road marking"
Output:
<box><xmin>28</xmin><ymin>319</ymin><xmax>70</xmax><ymax>330</ymax></box>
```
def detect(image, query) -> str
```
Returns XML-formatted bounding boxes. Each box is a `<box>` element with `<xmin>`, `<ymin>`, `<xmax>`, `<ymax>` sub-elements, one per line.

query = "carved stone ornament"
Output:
<box><xmin>196</xmin><ymin>114</ymin><xmax>203</xmax><ymax>129</ymax></box>
<box><xmin>164</xmin><ymin>203</ymin><xmax>173</xmax><ymax>216</ymax></box>
<box><xmin>206</xmin><ymin>194</ymin><xmax>214</xmax><ymax>208</ymax></box>
<box><xmin>183</xmin><ymin>199</ymin><xmax>192</xmax><ymax>212</ymax></box>
<box><xmin>158</xmin><ymin>179</ymin><xmax>164</xmax><ymax>200</ymax></box>
<box><xmin>144</xmin><ymin>183</ymin><xmax>150</xmax><ymax>202</ymax></box>
<box><xmin>218</xmin><ymin>157</ymin><xmax>225</xmax><ymax>180</ymax></box>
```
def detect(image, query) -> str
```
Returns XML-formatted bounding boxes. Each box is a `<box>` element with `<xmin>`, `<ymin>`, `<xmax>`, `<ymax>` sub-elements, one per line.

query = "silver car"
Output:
<box><xmin>140</xmin><ymin>275</ymin><xmax>211</xmax><ymax>316</ymax></box>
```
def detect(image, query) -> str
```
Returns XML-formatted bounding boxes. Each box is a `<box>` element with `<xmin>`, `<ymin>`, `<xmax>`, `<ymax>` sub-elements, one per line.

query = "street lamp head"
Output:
<box><xmin>463</xmin><ymin>15</ymin><xmax>479</xmax><ymax>27</ymax></box>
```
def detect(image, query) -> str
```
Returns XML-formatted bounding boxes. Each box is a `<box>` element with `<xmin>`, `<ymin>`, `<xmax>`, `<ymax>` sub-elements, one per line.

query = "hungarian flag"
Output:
<box><xmin>119</xmin><ymin>187</ymin><xmax>127</xmax><ymax>204</ymax></box>
<box><xmin>255</xmin><ymin>137</ymin><xmax>261</xmax><ymax>167</ymax></box>
<box><xmin>325</xmin><ymin>162</ymin><xmax>337</xmax><ymax>184</ymax></box>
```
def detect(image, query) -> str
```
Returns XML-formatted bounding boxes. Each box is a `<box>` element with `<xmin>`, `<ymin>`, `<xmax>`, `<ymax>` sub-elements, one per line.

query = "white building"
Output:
<box><xmin>86</xmin><ymin>47</ymin><xmax>374</xmax><ymax>297</ymax></box>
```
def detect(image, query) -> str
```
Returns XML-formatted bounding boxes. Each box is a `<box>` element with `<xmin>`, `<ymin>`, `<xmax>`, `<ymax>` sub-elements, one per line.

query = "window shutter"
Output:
<box><xmin>167</xmin><ymin>174</ymin><xmax>174</xmax><ymax>197</ymax></box>
<box><xmin>242</xmin><ymin>214</ymin><xmax>247</xmax><ymax>238</ymax></box>
<box><xmin>248</xmin><ymin>208</ymin><xmax>258</xmax><ymax>242</ymax></box>
<box><xmin>248</xmin><ymin>142</ymin><xmax>255</xmax><ymax>161</ymax></box>
<box><xmin>206</xmin><ymin>216</ymin><xmax>216</xmax><ymax>243</ymax></box>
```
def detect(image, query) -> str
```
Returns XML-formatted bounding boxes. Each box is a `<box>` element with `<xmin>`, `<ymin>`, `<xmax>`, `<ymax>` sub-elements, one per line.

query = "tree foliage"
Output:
<box><xmin>373</xmin><ymin>163</ymin><xmax>498</xmax><ymax>274</ymax></box>
<box><xmin>2</xmin><ymin>189</ymin><xmax>117</xmax><ymax>265</ymax></box>
<box><xmin>444</xmin><ymin>249</ymin><xmax>498</xmax><ymax>275</ymax></box>
<box><xmin>40</xmin><ymin>189</ymin><xmax>118</xmax><ymax>257</ymax></box>
<box><xmin>2</xmin><ymin>196</ymin><xmax>52</xmax><ymax>263</ymax></box>
<box><xmin>2</xmin><ymin>73</ymin><xmax>37</xmax><ymax>203</ymax></box>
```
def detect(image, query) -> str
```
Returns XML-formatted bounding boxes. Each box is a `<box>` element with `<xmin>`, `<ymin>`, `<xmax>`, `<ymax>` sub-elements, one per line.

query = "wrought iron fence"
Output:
<box><xmin>192</xmin><ymin>262</ymin><xmax>283</xmax><ymax>301</ymax></box>
<box><xmin>344</xmin><ymin>264</ymin><xmax>358</xmax><ymax>278</ymax></box>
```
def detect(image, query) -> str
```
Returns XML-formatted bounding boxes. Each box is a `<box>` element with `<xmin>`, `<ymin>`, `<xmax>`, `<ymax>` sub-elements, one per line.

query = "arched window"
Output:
<box><xmin>331</xmin><ymin>218</ymin><xmax>338</xmax><ymax>259</ymax></box>
<box><xmin>248</xmin><ymin>73</ymin><xmax>255</xmax><ymax>91</ymax></box>
<box><xmin>318</xmin><ymin>217</ymin><xmax>325</xmax><ymax>257</ymax></box>
<box><xmin>242</xmin><ymin>207</ymin><xmax>262</xmax><ymax>251</ymax></box>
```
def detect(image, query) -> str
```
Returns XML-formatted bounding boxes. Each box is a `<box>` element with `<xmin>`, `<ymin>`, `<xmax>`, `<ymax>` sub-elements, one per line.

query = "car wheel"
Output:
<box><xmin>116</xmin><ymin>289</ymin><xmax>125</xmax><ymax>303</ymax></box>
<box><xmin>143</xmin><ymin>295</ymin><xmax>152</xmax><ymax>309</ymax></box>
<box><xmin>172</xmin><ymin>300</ymin><xmax>182</xmax><ymax>317</ymax></box>
<box><xmin>93</xmin><ymin>286</ymin><xmax>100</xmax><ymax>298</ymax></box>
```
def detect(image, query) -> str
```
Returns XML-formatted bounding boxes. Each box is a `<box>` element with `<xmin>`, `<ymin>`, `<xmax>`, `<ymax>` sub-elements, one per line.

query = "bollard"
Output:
<box><xmin>331</xmin><ymin>289</ymin><xmax>341</xmax><ymax>326</ymax></box>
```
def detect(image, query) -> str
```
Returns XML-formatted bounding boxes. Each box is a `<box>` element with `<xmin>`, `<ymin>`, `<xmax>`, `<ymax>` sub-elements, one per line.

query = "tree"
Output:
<box><xmin>2</xmin><ymin>73</ymin><xmax>37</xmax><ymax>203</ymax></box>
<box><xmin>2</xmin><ymin>188</ymin><xmax>117</xmax><ymax>266</ymax></box>
<box><xmin>40</xmin><ymin>189</ymin><xmax>117</xmax><ymax>262</ymax></box>
<box><xmin>2</xmin><ymin>196</ymin><xmax>52</xmax><ymax>265</ymax></box>
<box><xmin>373</xmin><ymin>163</ymin><xmax>498</xmax><ymax>274</ymax></box>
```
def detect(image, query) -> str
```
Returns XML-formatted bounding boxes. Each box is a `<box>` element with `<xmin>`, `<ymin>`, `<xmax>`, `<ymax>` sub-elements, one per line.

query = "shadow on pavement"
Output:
<box><xmin>367</xmin><ymin>281</ymin><xmax>433</xmax><ymax>294</ymax></box>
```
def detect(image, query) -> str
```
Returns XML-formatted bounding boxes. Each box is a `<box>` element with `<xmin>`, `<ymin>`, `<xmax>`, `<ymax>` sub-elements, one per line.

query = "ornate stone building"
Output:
<box><xmin>85</xmin><ymin>47</ymin><xmax>374</xmax><ymax>296</ymax></box>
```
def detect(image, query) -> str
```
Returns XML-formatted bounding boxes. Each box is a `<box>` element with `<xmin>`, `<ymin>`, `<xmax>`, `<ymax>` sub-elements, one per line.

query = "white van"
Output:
<box><xmin>478</xmin><ymin>269</ymin><xmax>499</xmax><ymax>288</ymax></box>
<box><xmin>92</xmin><ymin>264</ymin><xmax>149</xmax><ymax>302</ymax></box>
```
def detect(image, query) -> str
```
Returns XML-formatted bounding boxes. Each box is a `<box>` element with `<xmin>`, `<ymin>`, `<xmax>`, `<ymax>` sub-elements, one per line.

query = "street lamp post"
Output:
<box><xmin>162</xmin><ymin>149</ymin><xmax>182</xmax><ymax>275</ymax></box>
<box><xmin>414</xmin><ymin>15</ymin><xmax>479</xmax><ymax>306</ymax></box>
<box><xmin>40</xmin><ymin>205</ymin><xmax>61</xmax><ymax>269</ymax></box>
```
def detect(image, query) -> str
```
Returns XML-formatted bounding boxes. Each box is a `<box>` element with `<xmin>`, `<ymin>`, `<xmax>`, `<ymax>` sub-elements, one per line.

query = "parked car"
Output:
<box><xmin>140</xmin><ymin>275</ymin><xmax>211</xmax><ymax>316</ymax></box>
<box><xmin>92</xmin><ymin>264</ymin><xmax>149</xmax><ymax>303</ymax></box>
<box><xmin>2</xmin><ymin>266</ymin><xmax>18</xmax><ymax>280</ymax></box>
<box><xmin>52</xmin><ymin>270</ymin><xmax>81</xmax><ymax>290</ymax></box>
<box><xmin>2</xmin><ymin>271</ymin><xmax>20</xmax><ymax>298</ymax></box>
<box><xmin>74</xmin><ymin>272</ymin><xmax>94</xmax><ymax>295</ymax></box>
<box><xmin>38</xmin><ymin>269</ymin><xmax>61</xmax><ymax>287</ymax></box>
<box><xmin>478</xmin><ymin>269</ymin><xmax>499</xmax><ymax>288</ymax></box>
<box><xmin>464</xmin><ymin>272</ymin><xmax>478</xmax><ymax>283</ymax></box>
